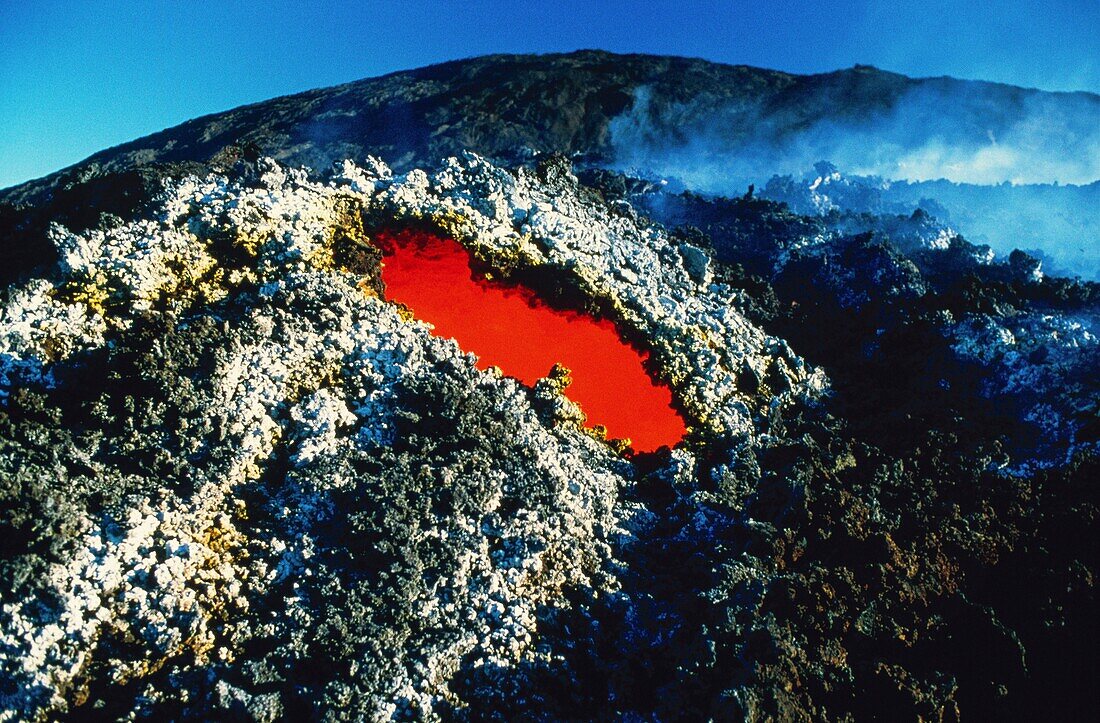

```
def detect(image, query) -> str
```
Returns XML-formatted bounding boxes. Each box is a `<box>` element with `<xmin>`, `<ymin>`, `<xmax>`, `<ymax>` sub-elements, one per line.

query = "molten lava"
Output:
<box><xmin>375</xmin><ymin>229</ymin><xmax>686</xmax><ymax>452</ymax></box>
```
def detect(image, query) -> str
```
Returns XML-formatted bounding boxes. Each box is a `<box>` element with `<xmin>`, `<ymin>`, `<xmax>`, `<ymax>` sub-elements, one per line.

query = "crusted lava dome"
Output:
<box><xmin>0</xmin><ymin>151</ymin><xmax>1096</xmax><ymax>721</ymax></box>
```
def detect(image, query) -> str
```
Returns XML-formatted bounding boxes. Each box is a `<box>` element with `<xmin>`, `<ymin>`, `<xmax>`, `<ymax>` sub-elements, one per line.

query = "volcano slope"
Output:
<box><xmin>0</xmin><ymin>150</ymin><xmax>1096</xmax><ymax>721</ymax></box>
<box><xmin>3</xmin><ymin>50</ymin><xmax>1097</xmax><ymax>295</ymax></box>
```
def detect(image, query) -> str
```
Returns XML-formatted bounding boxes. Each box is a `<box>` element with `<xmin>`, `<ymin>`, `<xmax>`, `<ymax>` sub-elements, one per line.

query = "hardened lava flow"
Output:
<box><xmin>0</xmin><ymin>151</ymin><xmax>1095</xmax><ymax>721</ymax></box>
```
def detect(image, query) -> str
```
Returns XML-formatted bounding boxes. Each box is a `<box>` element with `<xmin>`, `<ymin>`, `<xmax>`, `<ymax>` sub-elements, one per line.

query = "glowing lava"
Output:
<box><xmin>376</xmin><ymin>229</ymin><xmax>687</xmax><ymax>452</ymax></box>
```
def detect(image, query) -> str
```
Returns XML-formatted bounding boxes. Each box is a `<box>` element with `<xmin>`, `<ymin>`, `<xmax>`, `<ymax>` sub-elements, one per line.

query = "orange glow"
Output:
<box><xmin>376</xmin><ymin>229</ymin><xmax>686</xmax><ymax>452</ymax></box>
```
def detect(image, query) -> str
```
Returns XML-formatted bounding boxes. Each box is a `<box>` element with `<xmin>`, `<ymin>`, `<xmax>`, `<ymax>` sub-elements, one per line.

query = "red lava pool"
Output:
<box><xmin>375</xmin><ymin>229</ymin><xmax>687</xmax><ymax>452</ymax></box>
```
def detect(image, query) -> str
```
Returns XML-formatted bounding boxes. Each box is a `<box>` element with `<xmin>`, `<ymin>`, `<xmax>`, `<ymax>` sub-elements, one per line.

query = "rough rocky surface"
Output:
<box><xmin>0</xmin><ymin>151</ymin><xmax>1096</xmax><ymax>721</ymax></box>
<box><xmin>759</xmin><ymin>163</ymin><xmax>1100</xmax><ymax>280</ymax></box>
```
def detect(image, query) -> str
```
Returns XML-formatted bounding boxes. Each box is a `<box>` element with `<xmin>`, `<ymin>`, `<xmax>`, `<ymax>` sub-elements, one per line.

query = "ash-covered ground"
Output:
<box><xmin>0</xmin><ymin>150</ymin><xmax>1095</xmax><ymax>721</ymax></box>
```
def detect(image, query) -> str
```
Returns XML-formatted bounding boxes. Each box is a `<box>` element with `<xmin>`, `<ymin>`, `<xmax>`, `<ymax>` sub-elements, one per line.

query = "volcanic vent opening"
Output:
<box><xmin>375</xmin><ymin>228</ymin><xmax>687</xmax><ymax>452</ymax></box>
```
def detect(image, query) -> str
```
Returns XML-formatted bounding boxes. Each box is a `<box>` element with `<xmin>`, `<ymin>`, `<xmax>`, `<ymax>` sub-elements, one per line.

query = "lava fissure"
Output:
<box><xmin>374</xmin><ymin>228</ymin><xmax>687</xmax><ymax>452</ymax></box>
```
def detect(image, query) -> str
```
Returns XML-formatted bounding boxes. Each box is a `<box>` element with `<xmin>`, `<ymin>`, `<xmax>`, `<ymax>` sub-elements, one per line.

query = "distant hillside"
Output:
<box><xmin>4</xmin><ymin>50</ymin><xmax>1098</xmax><ymax>208</ymax></box>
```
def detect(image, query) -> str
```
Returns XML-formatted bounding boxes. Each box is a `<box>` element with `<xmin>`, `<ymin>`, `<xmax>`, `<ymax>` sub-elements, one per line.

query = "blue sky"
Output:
<box><xmin>1</xmin><ymin>0</ymin><xmax>1097</xmax><ymax>189</ymax></box>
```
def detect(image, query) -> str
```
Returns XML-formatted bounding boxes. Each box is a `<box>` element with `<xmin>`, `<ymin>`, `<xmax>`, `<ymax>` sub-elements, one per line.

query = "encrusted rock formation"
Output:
<box><xmin>0</xmin><ymin>152</ymin><xmax>1096</xmax><ymax>720</ymax></box>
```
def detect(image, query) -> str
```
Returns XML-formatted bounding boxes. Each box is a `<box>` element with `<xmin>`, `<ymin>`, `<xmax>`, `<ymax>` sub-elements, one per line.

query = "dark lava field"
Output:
<box><xmin>0</xmin><ymin>52</ymin><xmax>1097</xmax><ymax>721</ymax></box>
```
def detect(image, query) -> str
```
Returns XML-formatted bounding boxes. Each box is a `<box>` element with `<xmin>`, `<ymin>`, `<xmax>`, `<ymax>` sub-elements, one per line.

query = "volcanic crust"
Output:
<box><xmin>0</xmin><ymin>148</ymin><xmax>1096</xmax><ymax>720</ymax></box>
<box><xmin>1</xmin><ymin>47</ymin><xmax>1099</xmax><ymax>723</ymax></box>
